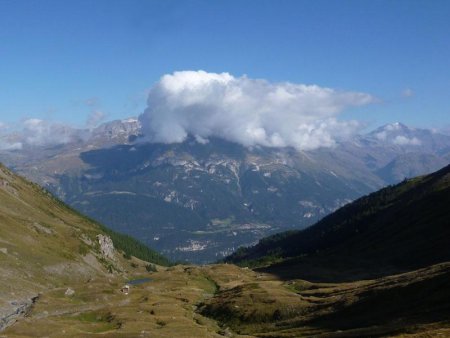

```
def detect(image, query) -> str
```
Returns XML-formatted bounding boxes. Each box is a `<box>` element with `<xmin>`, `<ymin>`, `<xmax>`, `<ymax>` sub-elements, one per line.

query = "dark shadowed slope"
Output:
<box><xmin>225</xmin><ymin>163</ymin><xmax>450</xmax><ymax>281</ymax></box>
<box><xmin>201</xmin><ymin>262</ymin><xmax>450</xmax><ymax>337</ymax></box>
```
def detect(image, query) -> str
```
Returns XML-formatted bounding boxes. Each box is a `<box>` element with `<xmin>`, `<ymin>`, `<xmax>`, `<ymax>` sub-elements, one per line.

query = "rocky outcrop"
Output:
<box><xmin>96</xmin><ymin>234</ymin><xmax>115</xmax><ymax>261</ymax></box>
<box><xmin>0</xmin><ymin>296</ymin><xmax>38</xmax><ymax>332</ymax></box>
<box><xmin>64</xmin><ymin>288</ymin><xmax>75</xmax><ymax>297</ymax></box>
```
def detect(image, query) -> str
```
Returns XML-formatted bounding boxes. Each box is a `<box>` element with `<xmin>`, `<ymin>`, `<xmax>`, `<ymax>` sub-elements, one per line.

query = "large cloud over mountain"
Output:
<box><xmin>139</xmin><ymin>71</ymin><xmax>375</xmax><ymax>150</ymax></box>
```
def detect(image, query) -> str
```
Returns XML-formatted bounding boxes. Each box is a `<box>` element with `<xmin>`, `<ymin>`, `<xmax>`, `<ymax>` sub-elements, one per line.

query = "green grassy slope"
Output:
<box><xmin>0</xmin><ymin>162</ymin><xmax>170</xmax><ymax>326</ymax></box>
<box><xmin>57</xmin><ymin>201</ymin><xmax>172</xmax><ymax>266</ymax></box>
<box><xmin>0</xmin><ymin>162</ymin><xmax>170</xmax><ymax>268</ymax></box>
<box><xmin>225</xmin><ymin>163</ymin><xmax>450</xmax><ymax>280</ymax></box>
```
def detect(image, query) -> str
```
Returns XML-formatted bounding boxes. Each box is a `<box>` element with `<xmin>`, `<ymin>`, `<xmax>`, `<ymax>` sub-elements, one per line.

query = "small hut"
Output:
<box><xmin>121</xmin><ymin>284</ymin><xmax>130</xmax><ymax>295</ymax></box>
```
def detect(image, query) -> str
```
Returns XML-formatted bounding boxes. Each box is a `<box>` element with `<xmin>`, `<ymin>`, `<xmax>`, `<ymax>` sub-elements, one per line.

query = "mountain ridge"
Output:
<box><xmin>1</xmin><ymin>120</ymin><xmax>450</xmax><ymax>263</ymax></box>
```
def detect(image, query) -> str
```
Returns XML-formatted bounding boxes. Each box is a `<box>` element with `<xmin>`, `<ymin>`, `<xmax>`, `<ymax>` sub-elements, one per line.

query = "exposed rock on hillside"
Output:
<box><xmin>96</xmin><ymin>234</ymin><xmax>116</xmax><ymax>261</ymax></box>
<box><xmin>0</xmin><ymin>297</ymin><xmax>37</xmax><ymax>332</ymax></box>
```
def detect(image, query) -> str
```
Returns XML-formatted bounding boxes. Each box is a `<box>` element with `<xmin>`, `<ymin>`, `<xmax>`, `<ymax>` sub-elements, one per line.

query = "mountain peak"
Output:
<box><xmin>367</xmin><ymin>122</ymin><xmax>429</xmax><ymax>146</ymax></box>
<box><xmin>385</xmin><ymin>122</ymin><xmax>414</xmax><ymax>130</ymax></box>
<box><xmin>380</xmin><ymin>122</ymin><xmax>411</xmax><ymax>132</ymax></box>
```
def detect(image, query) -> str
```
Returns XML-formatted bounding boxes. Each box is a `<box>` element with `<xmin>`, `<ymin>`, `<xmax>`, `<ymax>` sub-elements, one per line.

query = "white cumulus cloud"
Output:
<box><xmin>139</xmin><ymin>71</ymin><xmax>375</xmax><ymax>150</ymax></box>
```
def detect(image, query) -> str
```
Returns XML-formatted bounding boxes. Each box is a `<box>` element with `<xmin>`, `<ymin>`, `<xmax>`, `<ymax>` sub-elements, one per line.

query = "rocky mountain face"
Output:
<box><xmin>0</xmin><ymin>120</ymin><xmax>449</xmax><ymax>263</ymax></box>
<box><xmin>89</xmin><ymin>118</ymin><xmax>141</xmax><ymax>146</ymax></box>
<box><xmin>316</xmin><ymin>122</ymin><xmax>450</xmax><ymax>183</ymax></box>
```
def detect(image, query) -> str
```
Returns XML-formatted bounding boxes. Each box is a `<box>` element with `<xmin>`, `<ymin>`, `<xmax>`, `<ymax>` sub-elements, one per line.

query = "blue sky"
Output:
<box><xmin>1</xmin><ymin>0</ymin><xmax>449</xmax><ymax>131</ymax></box>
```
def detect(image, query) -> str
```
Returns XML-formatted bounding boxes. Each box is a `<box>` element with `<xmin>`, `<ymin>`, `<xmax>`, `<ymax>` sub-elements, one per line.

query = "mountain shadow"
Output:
<box><xmin>226</xmin><ymin>163</ymin><xmax>450</xmax><ymax>282</ymax></box>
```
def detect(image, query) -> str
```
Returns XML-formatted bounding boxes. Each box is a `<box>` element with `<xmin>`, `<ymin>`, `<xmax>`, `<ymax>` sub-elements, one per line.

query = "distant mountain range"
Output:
<box><xmin>0</xmin><ymin>119</ymin><xmax>449</xmax><ymax>263</ymax></box>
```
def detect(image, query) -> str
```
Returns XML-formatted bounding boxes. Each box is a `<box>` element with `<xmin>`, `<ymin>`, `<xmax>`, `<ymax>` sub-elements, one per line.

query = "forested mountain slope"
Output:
<box><xmin>226</xmin><ymin>163</ymin><xmax>450</xmax><ymax>280</ymax></box>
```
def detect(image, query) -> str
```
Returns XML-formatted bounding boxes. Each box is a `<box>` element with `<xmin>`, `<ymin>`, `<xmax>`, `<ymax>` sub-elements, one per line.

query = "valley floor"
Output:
<box><xmin>2</xmin><ymin>263</ymin><xmax>450</xmax><ymax>338</ymax></box>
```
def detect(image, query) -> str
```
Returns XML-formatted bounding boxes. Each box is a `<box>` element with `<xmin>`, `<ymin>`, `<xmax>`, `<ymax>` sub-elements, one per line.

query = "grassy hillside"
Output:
<box><xmin>55</xmin><ymin>200</ymin><xmax>172</xmax><ymax>266</ymax></box>
<box><xmin>0</xmin><ymin>162</ymin><xmax>237</xmax><ymax>337</ymax></box>
<box><xmin>200</xmin><ymin>262</ymin><xmax>450</xmax><ymax>337</ymax></box>
<box><xmin>0</xmin><ymin>162</ymin><xmax>171</xmax><ymax>329</ymax></box>
<box><xmin>0</xmin><ymin>162</ymin><xmax>170</xmax><ymax>267</ymax></box>
<box><xmin>225</xmin><ymin>163</ymin><xmax>450</xmax><ymax>280</ymax></box>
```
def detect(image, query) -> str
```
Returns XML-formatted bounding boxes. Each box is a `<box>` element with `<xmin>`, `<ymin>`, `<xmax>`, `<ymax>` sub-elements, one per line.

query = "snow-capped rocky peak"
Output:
<box><xmin>90</xmin><ymin>118</ymin><xmax>142</xmax><ymax>143</ymax></box>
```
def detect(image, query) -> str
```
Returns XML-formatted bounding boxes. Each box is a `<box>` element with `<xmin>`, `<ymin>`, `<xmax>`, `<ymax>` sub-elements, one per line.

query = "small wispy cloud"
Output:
<box><xmin>82</xmin><ymin>97</ymin><xmax>107</xmax><ymax>129</ymax></box>
<box><xmin>392</xmin><ymin>135</ymin><xmax>421</xmax><ymax>146</ymax></box>
<box><xmin>401</xmin><ymin>88</ymin><xmax>414</xmax><ymax>98</ymax></box>
<box><xmin>86</xmin><ymin>110</ymin><xmax>106</xmax><ymax>130</ymax></box>
<box><xmin>84</xmin><ymin>97</ymin><xmax>100</xmax><ymax>108</ymax></box>
<box><xmin>0</xmin><ymin>118</ymin><xmax>85</xmax><ymax>150</ymax></box>
<box><xmin>0</xmin><ymin>141</ymin><xmax>22</xmax><ymax>151</ymax></box>
<box><xmin>0</xmin><ymin>122</ymin><xmax>22</xmax><ymax>150</ymax></box>
<box><xmin>22</xmin><ymin>119</ymin><xmax>78</xmax><ymax>146</ymax></box>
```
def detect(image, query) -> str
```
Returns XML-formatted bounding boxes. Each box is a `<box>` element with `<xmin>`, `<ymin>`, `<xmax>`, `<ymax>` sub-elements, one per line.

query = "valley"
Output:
<box><xmin>3</xmin><ymin>259</ymin><xmax>449</xmax><ymax>337</ymax></box>
<box><xmin>1</xmin><ymin>120</ymin><xmax>449</xmax><ymax>263</ymax></box>
<box><xmin>2</xmin><ymin>3</ymin><xmax>450</xmax><ymax>337</ymax></box>
<box><xmin>1</xmin><ymin>161</ymin><xmax>449</xmax><ymax>337</ymax></box>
